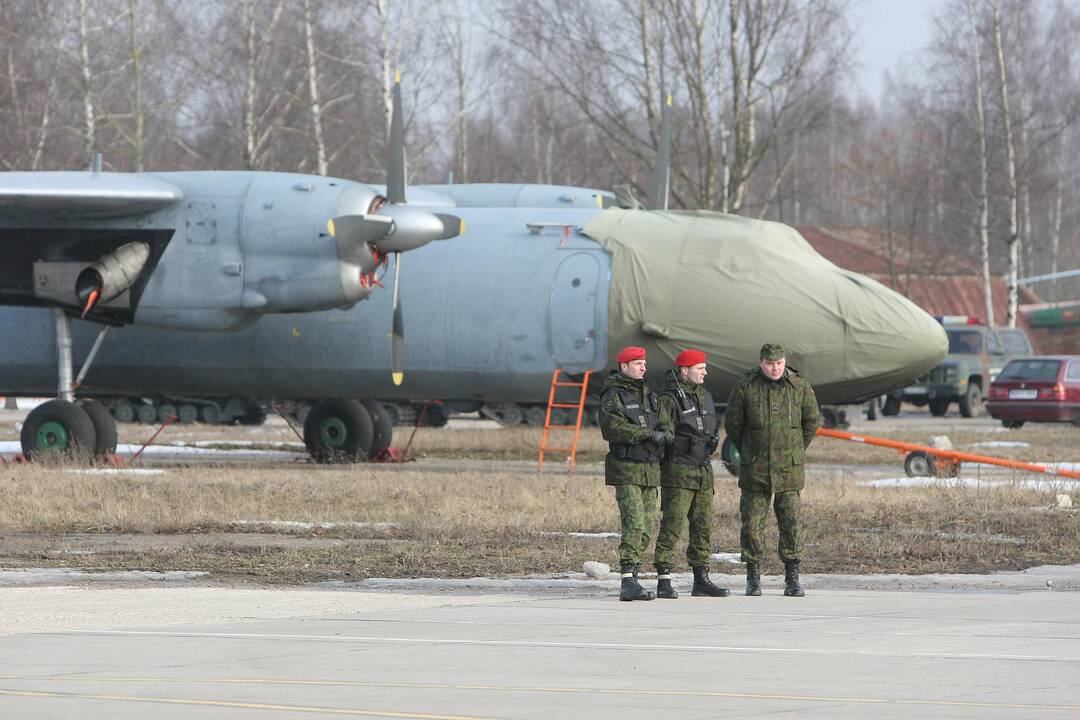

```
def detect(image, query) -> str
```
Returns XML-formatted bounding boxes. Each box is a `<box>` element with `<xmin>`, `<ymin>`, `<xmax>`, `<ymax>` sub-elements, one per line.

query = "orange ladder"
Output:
<box><xmin>537</xmin><ymin>369</ymin><xmax>593</xmax><ymax>474</ymax></box>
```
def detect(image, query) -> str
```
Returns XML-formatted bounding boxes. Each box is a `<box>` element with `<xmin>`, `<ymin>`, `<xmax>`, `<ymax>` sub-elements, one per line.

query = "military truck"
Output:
<box><xmin>882</xmin><ymin>318</ymin><xmax>1034</xmax><ymax>417</ymax></box>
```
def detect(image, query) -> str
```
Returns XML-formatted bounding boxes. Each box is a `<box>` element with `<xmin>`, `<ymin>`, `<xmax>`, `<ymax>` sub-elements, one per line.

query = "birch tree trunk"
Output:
<box><xmin>128</xmin><ymin>0</ymin><xmax>145</xmax><ymax>171</ymax></box>
<box><xmin>965</xmin><ymin>0</ymin><xmax>995</xmax><ymax>327</ymax></box>
<box><xmin>78</xmin><ymin>0</ymin><xmax>96</xmax><ymax>159</ymax></box>
<box><xmin>303</xmin><ymin>0</ymin><xmax>328</xmax><ymax>176</ymax></box>
<box><xmin>452</xmin><ymin>0</ymin><xmax>468</xmax><ymax>182</ymax></box>
<box><xmin>992</xmin><ymin>1</ymin><xmax>1020</xmax><ymax>327</ymax></box>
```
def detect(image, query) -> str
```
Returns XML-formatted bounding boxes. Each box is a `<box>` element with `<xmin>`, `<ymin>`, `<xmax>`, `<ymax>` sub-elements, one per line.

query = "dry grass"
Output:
<box><xmin>1</xmin><ymin>459</ymin><xmax>1078</xmax><ymax>583</ymax></box>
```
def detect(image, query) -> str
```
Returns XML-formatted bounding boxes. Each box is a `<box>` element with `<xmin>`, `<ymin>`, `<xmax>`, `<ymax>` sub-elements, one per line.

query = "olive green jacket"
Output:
<box><xmin>598</xmin><ymin>371</ymin><xmax>675</xmax><ymax>487</ymax></box>
<box><xmin>724</xmin><ymin>367</ymin><xmax>820</xmax><ymax>492</ymax></box>
<box><xmin>659</xmin><ymin>376</ymin><xmax>715</xmax><ymax>492</ymax></box>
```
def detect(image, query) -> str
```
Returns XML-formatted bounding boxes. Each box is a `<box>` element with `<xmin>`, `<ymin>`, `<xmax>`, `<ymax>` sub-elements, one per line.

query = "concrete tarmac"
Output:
<box><xmin>2</xmin><ymin>584</ymin><xmax>1079</xmax><ymax>718</ymax></box>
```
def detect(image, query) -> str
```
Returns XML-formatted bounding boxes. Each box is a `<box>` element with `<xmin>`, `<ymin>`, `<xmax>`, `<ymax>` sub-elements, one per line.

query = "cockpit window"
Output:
<box><xmin>947</xmin><ymin>330</ymin><xmax>982</xmax><ymax>353</ymax></box>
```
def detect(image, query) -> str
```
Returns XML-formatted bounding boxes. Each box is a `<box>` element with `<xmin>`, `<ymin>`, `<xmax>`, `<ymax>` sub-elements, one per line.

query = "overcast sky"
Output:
<box><xmin>851</xmin><ymin>0</ymin><xmax>940</xmax><ymax>102</ymax></box>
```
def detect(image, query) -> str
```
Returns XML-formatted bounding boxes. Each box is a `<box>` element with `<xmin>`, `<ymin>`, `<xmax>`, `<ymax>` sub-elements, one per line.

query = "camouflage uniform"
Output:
<box><xmin>599</xmin><ymin>370</ymin><xmax>674</xmax><ymax>567</ymax></box>
<box><xmin>725</xmin><ymin>365</ymin><xmax>820</xmax><ymax>563</ymax></box>
<box><xmin>654</xmin><ymin>374</ymin><xmax>717</xmax><ymax>572</ymax></box>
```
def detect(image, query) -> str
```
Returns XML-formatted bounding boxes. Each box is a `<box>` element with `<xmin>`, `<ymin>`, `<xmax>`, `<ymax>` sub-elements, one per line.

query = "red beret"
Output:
<box><xmin>675</xmin><ymin>349</ymin><xmax>706</xmax><ymax>367</ymax></box>
<box><xmin>616</xmin><ymin>346</ymin><xmax>647</xmax><ymax>364</ymax></box>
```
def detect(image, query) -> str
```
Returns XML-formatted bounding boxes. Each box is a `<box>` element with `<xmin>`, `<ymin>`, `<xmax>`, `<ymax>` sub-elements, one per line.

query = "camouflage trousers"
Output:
<box><xmin>739</xmin><ymin>490</ymin><xmax>802</xmax><ymax>563</ymax></box>
<box><xmin>615</xmin><ymin>484</ymin><xmax>658</xmax><ymax>568</ymax></box>
<box><xmin>654</xmin><ymin>486</ymin><xmax>713</xmax><ymax>571</ymax></box>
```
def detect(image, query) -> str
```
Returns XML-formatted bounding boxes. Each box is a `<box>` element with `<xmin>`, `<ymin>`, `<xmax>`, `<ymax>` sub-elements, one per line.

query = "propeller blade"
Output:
<box><xmin>433</xmin><ymin>213</ymin><xmax>465</xmax><ymax>240</ymax></box>
<box><xmin>327</xmin><ymin>214</ymin><xmax>394</xmax><ymax>262</ymax></box>
<box><xmin>646</xmin><ymin>94</ymin><xmax>672</xmax><ymax>211</ymax></box>
<box><xmin>391</xmin><ymin>254</ymin><xmax>405</xmax><ymax>386</ymax></box>
<box><xmin>387</xmin><ymin>75</ymin><xmax>406</xmax><ymax>205</ymax></box>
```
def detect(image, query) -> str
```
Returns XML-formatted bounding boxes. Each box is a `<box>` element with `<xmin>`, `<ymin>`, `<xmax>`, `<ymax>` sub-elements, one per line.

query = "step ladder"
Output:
<box><xmin>537</xmin><ymin>369</ymin><xmax>593</xmax><ymax>475</ymax></box>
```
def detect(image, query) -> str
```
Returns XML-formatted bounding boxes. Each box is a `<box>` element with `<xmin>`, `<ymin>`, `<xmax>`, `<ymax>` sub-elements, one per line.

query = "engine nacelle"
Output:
<box><xmin>75</xmin><ymin>241</ymin><xmax>151</xmax><ymax>305</ymax></box>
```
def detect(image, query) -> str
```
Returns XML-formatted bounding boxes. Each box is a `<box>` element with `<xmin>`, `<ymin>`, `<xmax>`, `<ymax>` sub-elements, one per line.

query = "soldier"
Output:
<box><xmin>599</xmin><ymin>345</ymin><xmax>674</xmax><ymax>601</ymax></box>
<box><xmin>725</xmin><ymin>343</ymin><xmax>821</xmax><ymax>597</ymax></box>
<box><xmin>653</xmin><ymin>349</ymin><xmax>730</xmax><ymax>599</ymax></box>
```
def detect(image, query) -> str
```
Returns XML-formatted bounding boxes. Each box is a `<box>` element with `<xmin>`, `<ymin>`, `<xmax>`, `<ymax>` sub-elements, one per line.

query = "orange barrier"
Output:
<box><xmin>816</xmin><ymin>427</ymin><xmax>1080</xmax><ymax>480</ymax></box>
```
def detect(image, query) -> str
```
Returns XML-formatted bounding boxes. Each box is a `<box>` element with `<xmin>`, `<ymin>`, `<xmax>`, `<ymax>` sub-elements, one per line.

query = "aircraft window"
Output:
<box><xmin>947</xmin><ymin>330</ymin><xmax>982</xmax><ymax>353</ymax></box>
<box><xmin>1068</xmin><ymin>361</ymin><xmax>1080</xmax><ymax>380</ymax></box>
<box><xmin>999</xmin><ymin>329</ymin><xmax>1032</xmax><ymax>353</ymax></box>
<box><xmin>572</xmin><ymin>278</ymin><xmax>581</xmax><ymax>287</ymax></box>
<box><xmin>998</xmin><ymin>359</ymin><xmax>1061</xmax><ymax>381</ymax></box>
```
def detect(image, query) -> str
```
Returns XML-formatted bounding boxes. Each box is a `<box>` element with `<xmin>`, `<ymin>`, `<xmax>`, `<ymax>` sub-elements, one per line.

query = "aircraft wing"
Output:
<box><xmin>0</xmin><ymin>172</ymin><xmax>183</xmax><ymax>219</ymax></box>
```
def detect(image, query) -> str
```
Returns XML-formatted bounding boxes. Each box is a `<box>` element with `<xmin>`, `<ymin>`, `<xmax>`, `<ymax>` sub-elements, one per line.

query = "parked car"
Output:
<box><xmin>882</xmin><ymin>317</ymin><xmax>1034</xmax><ymax>418</ymax></box>
<box><xmin>986</xmin><ymin>356</ymin><xmax>1080</xmax><ymax>428</ymax></box>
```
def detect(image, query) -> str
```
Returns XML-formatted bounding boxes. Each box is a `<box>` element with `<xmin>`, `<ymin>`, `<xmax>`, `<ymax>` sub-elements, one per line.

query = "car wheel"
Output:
<box><xmin>929</xmin><ymin>398</ymin><xmax>949</xmax><ymax>417</ymax></box>
<box><xmin>904</xmin><ymin>450</ymin><xmax>937</xmax><ymax>478</ymax></box>
<box><xmin>881</xmin><ymin>395</ymin><xmax>901</xmax><ymax>416</ymax></box>
<box><xmin>959</xmin><ymin>383</ymin><xmax>983</xmax><ymax>418</ymax></box>
<box><xmin>1002</xmin><ymin>419</ymin><xmax>1025</xmax><ymax>429</ymax></box>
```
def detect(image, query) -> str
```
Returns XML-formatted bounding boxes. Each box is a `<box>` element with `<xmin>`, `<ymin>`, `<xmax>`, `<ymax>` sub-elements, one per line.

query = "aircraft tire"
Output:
<box><xmin>423</xmin><ymin>403</ymin><xmax>450</xmax><ymax>427</ymax></box>
<box><xmin>304</xmin><ymin>399</ymin><xmax>374</xmax><ymax>463</ymax></box>
<box><xmin>525</xmin><ymin>406</ymin><xmax>547</xmax><ymax>427</ymax></box>
<box><xmin>20</xmin><ymin>399</ymin><xmax>97</xmax><ymax>461</ymax></box>
<box><xmin>158</xmin><ymin>403</ymin><xmax>178</xmax><ymax>424</ymax></box>
<box><xmin>720</xmin><ymin>436</ymin><xmax>740</xmax><ymax>477</ymax></box>
<box><xmin>200</xmin><ymin>404</ymin><xmax>221</xmax><ymax>424</ymax></box>
<box><xmin>177</xmin><ymin>404</ymin><xmax>199</xmax><ymax>424</ymax></box>
<box><xmin>362</xmin><ymin>400</ymin><xmax>393</xmax><ymax>455</ymax></box>
<box><xmin>136</xmin><ymin>402</ymin><xmax>158</xmax><ymax>424</ymax></box>
<box><xmin>113</xmin><ymin>400</ymin><xmax>137</xmax><ymax>424</ymax></box>
<box><xmin>79</xmin><ymin>400</ymin><xmax>118</xmax><ymax>457</ymax></box>
<box><xmin>239</xmin><ymin>402</ymin><xmax>268</xmax><ymax>426</ymax></box>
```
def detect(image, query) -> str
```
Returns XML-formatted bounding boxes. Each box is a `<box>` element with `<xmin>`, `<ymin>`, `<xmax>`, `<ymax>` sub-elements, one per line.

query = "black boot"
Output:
<box><xmin>656</xmin><ymin>568</ymin><xmax>678</xmax><ymax>599</ymax></box>
<box><xmin>745</xmin><ymin>562</ymin><xmax>762</xmax><ymax>596</ymax></box>
<box><xmin>619</xmin><ymin>565</ymin><xmax>655</xmax><ymax>601</ymax></box>
<box><xmin>691</xmin><ymin>566</ymin><xmax>730</xmax><ymax>597</ymax></box>
<box><xmin>784</xmin><ymin>560</ymin><xmax>805</xmax><ymax>597</ymax></box>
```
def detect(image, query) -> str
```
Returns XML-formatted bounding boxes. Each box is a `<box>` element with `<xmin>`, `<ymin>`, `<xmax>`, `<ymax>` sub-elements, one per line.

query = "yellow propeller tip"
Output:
<box><xmin>327</xmin><ymin>219</ymin><xmax>335</xmax><ymax>236</ymax></box>
<box><xmin>460</xmin><ymin>219</ymin><xmax>466</xmax><ymax>235</ymax></box>
<box><xmin>392</xmin><ymin>372</ymin><xmax>404</xmax><ymax>386</ymax></box>
<box><xmin>395</xmin><ymin>70</ymin><xmax>401</xmax><ymax>83</ymax></box>
<box><xmin>666</xmin><ymin>94</ymin><xmax>672</xmax><ymax>106</ymax></box>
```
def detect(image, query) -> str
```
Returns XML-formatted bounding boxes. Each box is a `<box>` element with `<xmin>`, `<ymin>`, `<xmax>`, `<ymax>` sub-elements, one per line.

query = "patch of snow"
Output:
<box><xmin>861</xmin><ymin>477</ymin><xmax>1080</xmax><ymax>492</ymax></box>
<box><xmin>541</xmin><ymin>531</ymin><xmax>620</xmax><ymax>539</ymax></box>
<box><xmin>0</xmin><ymin>568</ymin><xmax>207</xmax><ymax>586</ymax></box>
<box><xmin>969</xmin><ymin>441</ymin><xmax>1031</xmax><ymax>448</ymax></box>
<box><xmin>230</xmin><ymin>520</ymin><xmax>400</xmax><ymax>531</ymax></box>
<box><xmin>63</xmin><ymin>468</ymin><xmax>166</xmax><ymax>476</ymax></box>
<box><xmin>710</xmin><ymin>552</ymin><xmax>742</xmax><ymax>564</ymax></box>
<box><xmin>582</xmin><ymin>561</ymin><xmax>610</xmax><ymax>578</ymax></box>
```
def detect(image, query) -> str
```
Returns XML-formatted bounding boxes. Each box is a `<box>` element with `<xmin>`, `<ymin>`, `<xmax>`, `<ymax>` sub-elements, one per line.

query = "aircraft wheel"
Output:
<box><xmin>929</xmin><ymin>398</ymin><xmax>949</xmax><ymax>417</ymax></box>
<box><xmin>304</xmin><ymin>399</ymin><xmax>373</xmax><ymax>463</ymax></box>
<box><xmin>20</xmin><ymin>399</ymin><xmax>97</xmax><ymax>461</ymax></box>
<box><xmin>200</xmin><ymin>404</ymin><xmax>221</xmax><ymax>424</ymax></box>
<box><xmin>177</xmin><ymin>404</ymin><xmax>199</xmax><ymax>424</ymax></box>
<box><xmin>239</xmin><ymin>403</ymin><xmax>267</xmax><ymax>426</ymax></box>
<box><xmin>959</xmin><ymin>383</ymin><xmax>982</xmax><ymax>418</ymax></box>
<box><xmin>881</xmin><ymin>395</ymin><xmax>901</xmax><ymax>416</ymax></box>
<box><xmin>904</xmin><ymin>451</ymin><xmax>936</xmax><ymax>478</ymax></box>
<box><xmin>525</xmin><ymin>406</ymin><xmax>547</xmax><ymax>427</ymax></box>
<box><xmin>136</xmin><ymin>402</ymin><xmax>158</xmax><ymax>424</ymax></box>
<box><xmin>158</xmin><ymin>403</ymin><xmax>178</xmax><ymax>424</ymax></box>
<box><xmin>113</xmin><ymin>400</ymin><xmax>137</xmax><ymax>424</ymax></box>
<box><xmin>362</xmin><ymin>400</ymin><xmax>393</xmax><ymax>455</ymax></box>
<box><xmin>720</xmin><ymin>436</ymin><xmax>740</xmax><ymax>477</ymax></box>
<box><xmin>424</xmin><ymin>403</ymin><xmax>449</xmax><ymax>427</ymax></box>
<box><xmin>1002</xmin><ymin>419</ymin><xmax>1025</xmax><ymax>429</ymax></box>
<box><xmin>79</xmin><ymin>400</ymin><xmax>118</xmax><ymax>457</ymax></box>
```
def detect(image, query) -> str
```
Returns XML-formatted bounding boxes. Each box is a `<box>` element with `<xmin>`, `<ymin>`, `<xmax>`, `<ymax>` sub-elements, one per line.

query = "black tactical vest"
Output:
<box><xmin>666</xmin><ymin>386</ymin><xmax>717</xmax><ymax>466</ymax></box>
<box><xmin>610</xmin><ymin>387</ymin><xmax>662</xmax><ymax>463</ymax></box>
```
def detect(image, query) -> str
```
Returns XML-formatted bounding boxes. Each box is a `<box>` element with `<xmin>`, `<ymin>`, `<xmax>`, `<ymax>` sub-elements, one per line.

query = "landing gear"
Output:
<box><xmin>20</xmin><ymin>310</ymin><xmax>116</xmax><ymax>462</ymax></box>
<box><xmin>362</xmin><ymin>400</ymin><xmax>393</xmax><ymax>455</ymax></box>
<box><xmin>303</xmin><ymin>399</ymin><xmax>374</xmax><ymax>463</ymax></box>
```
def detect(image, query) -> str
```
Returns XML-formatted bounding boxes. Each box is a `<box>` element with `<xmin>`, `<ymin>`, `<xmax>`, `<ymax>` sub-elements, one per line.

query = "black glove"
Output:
<box><xmin>649</xmin><ymin>430</ymin><xmax>667</xmax><ymax>446</ymax></box>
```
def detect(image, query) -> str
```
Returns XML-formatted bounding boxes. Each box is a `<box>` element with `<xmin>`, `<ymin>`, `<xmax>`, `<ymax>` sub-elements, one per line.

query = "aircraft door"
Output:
<box><xmin>550</xmin><ymin>252</ymin><xmax>601</xmax><ymax>371</ymax></box>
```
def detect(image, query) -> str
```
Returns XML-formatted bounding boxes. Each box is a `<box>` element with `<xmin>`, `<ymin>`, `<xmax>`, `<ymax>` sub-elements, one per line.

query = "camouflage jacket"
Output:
<box><xmin>659</xmin><ymin>375</ymin><xmax>715</xmax><ymax>491</ymax></box>
<box><xmin>724</xmin><ymin>367</ymin><xmax>820</xmax><ymax>493</ymax></box>
<box><xmin>598</xmin><ymin>370</ymin><xmax>674</xmax><ymax>487</ymax></box>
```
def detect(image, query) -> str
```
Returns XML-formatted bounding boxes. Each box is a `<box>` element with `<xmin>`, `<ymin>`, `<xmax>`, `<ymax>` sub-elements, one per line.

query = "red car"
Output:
<box><xmin>986</xmin><ymin>356</ymin><xmax>1080</xmax><ymax>428</ymax></box>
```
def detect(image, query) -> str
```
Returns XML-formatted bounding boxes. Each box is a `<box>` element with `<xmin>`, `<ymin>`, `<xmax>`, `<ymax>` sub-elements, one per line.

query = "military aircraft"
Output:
<box><xmin>0</xmin><ymin>86</ymin><xmax>948</xmax><ymax>462</ymax></box>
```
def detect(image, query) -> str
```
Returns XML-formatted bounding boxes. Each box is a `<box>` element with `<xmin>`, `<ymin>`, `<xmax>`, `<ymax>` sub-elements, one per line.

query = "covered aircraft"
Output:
<box><xmin>0</xmin><ymin>85</ymin><xmax>947</xmax><ymax>461</ymax></box>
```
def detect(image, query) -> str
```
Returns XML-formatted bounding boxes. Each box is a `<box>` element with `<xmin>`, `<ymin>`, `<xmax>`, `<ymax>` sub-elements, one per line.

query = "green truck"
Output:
<box><xmin>882</xmin><ymin>320</ymin><xmax>1034</xmax><ymax>418</ymax></box>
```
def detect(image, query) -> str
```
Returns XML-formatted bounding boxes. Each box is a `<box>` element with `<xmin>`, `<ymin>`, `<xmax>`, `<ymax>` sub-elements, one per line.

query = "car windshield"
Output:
<box><xmin>947</xmin><ymin>330</ymin><xmax>982</xmax><ymax>353</ymax></box>
<box><xmin>998</xmin><ymin>329</ymin><xmax>1032</xmax><ymax>353</ymax></box>
<box><xmin>998</xmin><ymin>359</ymin><xmax>1061</xmax><ymax>381</ymax></box>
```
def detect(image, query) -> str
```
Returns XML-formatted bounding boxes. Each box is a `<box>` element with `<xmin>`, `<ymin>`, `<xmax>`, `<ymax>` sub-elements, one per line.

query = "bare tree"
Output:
<box><xmin>992</xmin><ymin>0</ymin><xmax>1020</xmax><ymax>326</ymax></box>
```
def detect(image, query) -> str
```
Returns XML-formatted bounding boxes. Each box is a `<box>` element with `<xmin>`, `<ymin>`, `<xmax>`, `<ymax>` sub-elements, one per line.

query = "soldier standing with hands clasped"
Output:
<box><xmin>653</xmin><ymin>349</ymin><xmax>729</xmax><ymax>599</ymax></box>
<box><xmin>725</xmin><ymin>343</ymin><xmax>820</xmax><ymax>597</ymax></box>
<box><xmin>599</xmin><ymin>346</ymin><xmax>674</xmax><ymax>601</ymax></box>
